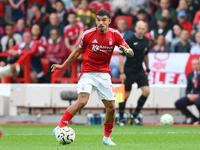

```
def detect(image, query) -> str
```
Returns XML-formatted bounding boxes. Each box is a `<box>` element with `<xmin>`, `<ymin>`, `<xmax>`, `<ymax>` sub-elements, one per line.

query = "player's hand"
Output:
<box><xmin>145</xmin><ymin>72</ymin><xmax>149</xmax><ymax>76</ymax></box>
<box><xmin>11</xmin><ymin>50</ymin><xmax>19</xmax><ymax>57</ymax></box>
<box><xmin>119</xmin><ymin>45</ymin><xmax>127</xmax><ymax>53</ymax></box>
<box><xmin>120</xmin><ymin>73</ymin><xmax>126</xmax><ymax>84</ymax></box>
<box><xmin>51</xmin><ymin>64</ymin><xmax>63</xmax><ymax>72</ymax></box>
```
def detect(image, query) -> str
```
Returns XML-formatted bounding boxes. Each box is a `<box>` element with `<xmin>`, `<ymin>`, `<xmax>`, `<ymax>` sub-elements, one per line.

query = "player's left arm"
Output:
<box><xmin>144</xmin><ymin>54</ymin><xmax>150</xmax><ymax>76</ymax></box>
<box><xmin>119</xmin><ymin>45</ymin><xmax>134</xmax><ymax>57</ymax></box>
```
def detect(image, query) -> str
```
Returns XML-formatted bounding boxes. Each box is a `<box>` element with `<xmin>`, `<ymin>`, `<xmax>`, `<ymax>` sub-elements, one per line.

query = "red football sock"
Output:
<box><xmin>58</xmin><ymin>110</ymin><xmax>74</xmax><ymax>128</ymax></box>
<box><xmin>104</xmin><ymin>122</ymin><xmax>114</xmax><ymax>137</ymax></box>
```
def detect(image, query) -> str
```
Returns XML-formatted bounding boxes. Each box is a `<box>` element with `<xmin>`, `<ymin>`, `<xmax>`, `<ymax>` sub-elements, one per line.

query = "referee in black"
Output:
<box><xmin>119</xmin><ymin>21</ymin><xmax>150</xmax><ymax>126</ymax></box>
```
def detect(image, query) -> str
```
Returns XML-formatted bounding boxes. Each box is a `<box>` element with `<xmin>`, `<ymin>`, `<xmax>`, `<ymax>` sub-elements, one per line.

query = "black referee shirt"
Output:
<box><xmin>120</xmin><ymin>34</ymin><xmax>149</xmax><ymax>71</ymax></box>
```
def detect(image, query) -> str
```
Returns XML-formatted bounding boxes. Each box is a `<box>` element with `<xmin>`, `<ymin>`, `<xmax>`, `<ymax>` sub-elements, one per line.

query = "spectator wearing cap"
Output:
<box><xmin>43</xmin><ymin>13</ymin><xmax>65</xmax><ymax>39</ymax></box>
<box><xmin>176</xmin><ymin>0</ymin><xmax>193</xmax><ymax>23</ymax></box>
<box><xmin>150</xmin><ymin>35</ymin><xmax>170</xmax><ymax>53</ymax></box>
<box><xmin>177</xmin><ymin>10</ymin><xmax>192</xmax><ymax>36</ymax></box>
<box><xmin>30</xmin><ymin>2</ymin><xmax>49</xmax><ymax>34</ymax></box>
<box><xmin>153</xmin><ymin>0</ymin><xmax>176</xmax><ymax>24</ymax></box>
<box><xmin>76</xmin><ymin>0</ymin><xmax>96</xmax><ymax>30</ymax></box>
<box><xmin>150</xmin><ymin>16</ymin><xmax>172</xmax><ymax>46</ymax></box>
<box><xmin>172</xmin><ymin>29</ymin><xmax>191</xmax><ymax>53</ymax></box>
<box><xmin>128</xmin><ymin>0</ymin><xmax>150</xmax><ymax>16</ymax></box>
<box><xmin>190</xmin><ymin>31</ymin><xmax>200</xmax><ymax>54</ymax></box>
<box><xmin>8</xmin><ymin>0</ymin><xmax>25</xmax><ymax>23</ymax></box>
<box><xmin>55</xmin><ymin>0</ymin><xmax>69</xmax><ymax>25</ymax></box>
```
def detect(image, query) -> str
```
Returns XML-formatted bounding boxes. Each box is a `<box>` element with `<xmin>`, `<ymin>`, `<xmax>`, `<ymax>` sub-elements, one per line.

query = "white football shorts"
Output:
<box><xmin>77</xmin><ymin>72</ymin><xmax>116</xmax><ymax>100</ymax></box>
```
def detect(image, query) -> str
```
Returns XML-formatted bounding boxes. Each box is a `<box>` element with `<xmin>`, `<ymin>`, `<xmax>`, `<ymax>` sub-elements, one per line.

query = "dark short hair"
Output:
<box><xmin>5</xmin><ymin>24</ymin><xmax>14</xmax><ymax>29</ymax></box>
<box><xmin>68</xmin><ymin>11</ymin><xmax>77</xmax><ymax>16</ymax></box>
<box><xmin>96</xmin><ymin>9</ymin><xmax>111</xmax><ymax>19</ymax></box>
<box><xmin>50</xmin><ymin>28</ymin><xmax>61</xmax><ymax>36</ymax></box>
<box><xmin>55</xmin><ymin>0</ymin><xmax>65</xmax><ymax>7</ymax></box>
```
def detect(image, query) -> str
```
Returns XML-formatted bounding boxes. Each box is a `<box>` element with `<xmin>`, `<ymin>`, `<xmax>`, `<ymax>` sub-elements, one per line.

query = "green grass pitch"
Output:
<box><xmin>0</xmin><ymin>124</ymin><xmax>200</xmax><ymax>150</ymax></box>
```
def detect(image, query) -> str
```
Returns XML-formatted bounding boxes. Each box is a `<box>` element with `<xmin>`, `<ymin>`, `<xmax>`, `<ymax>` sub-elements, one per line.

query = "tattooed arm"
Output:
<box><xmin>51</xmin><ymin>47</ymin><xmax>84</xmax><ymax>72</ymax></box>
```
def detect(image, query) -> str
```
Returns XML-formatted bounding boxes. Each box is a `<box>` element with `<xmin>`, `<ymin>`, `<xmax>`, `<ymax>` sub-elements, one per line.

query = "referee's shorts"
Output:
<box><xmin>124</xmin><ymin>68</ymin><xmax>149</xmax><ymax>91</ymax></box>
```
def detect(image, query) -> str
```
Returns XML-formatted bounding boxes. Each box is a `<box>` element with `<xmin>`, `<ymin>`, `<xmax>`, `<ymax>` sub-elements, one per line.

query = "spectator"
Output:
<box><xmin>150</xmin><ymin>35</ymin><xmax>170</xmax><ymax>53</ymax></box>
<box><xmin>171</xmin><ymin>24</ymin><xmax>182</xmax><ymax>50</ymax></box>
<box><xmin>187</xmin><ymin>0</ymin><xmax>199</xmax><ymax>22</ymax></box>
<box><xmin>144</xmin><ymin>22</ymin><xmax>151</xmax><ymax>40</ymax></box>
<box><xmin>76</xmin><ymin>0</ymin><xmax>96</xmax><ymax>30</ymax></box>
<box><xmin>110</xmin><ymin>0</ymin><xmax>130</xmax><ymax>16</ymax></box>
<box><xmin>190</xmin><ymin>31</ymin><xmax>200</xmax><ymax>54</ymax></box>
<box><xmin>30</xmin><ymin>2</ymin><xmax>49</xmax><ymax>34</ymax></box>
<box><xmin>61</xmin><ymin>0</ymin><xmax>73</xmax><ymax>10</ymax></box>
<box><xmin>64</xmin><ymin>12</ymin><xmax>84</xmax><ymax>52</ymax></box>
<box><xmin>110</xmin><ymin>18</ymin><xmax>134</xmax><ymax>79</ymax></box>
<box><xmin>175</xmin><ymin>58</ymin><xmax>200</xmax><ymax>124</ymax></box>
<box><xmin>55</xmin><ymin>0</ymin><xmax>69</xmax><ymax>25</ymax></box>
<box><xmin>191</xmin><ymin>20</ymin><xmax>200</xmax><ymax>44</ymax></box>
<box><xmin>8</xmin><ymin>0</ymin><xmax>25</xmax><ymax>22</ymax></box>
<box><xmin>161</xmin><ymin>9</ymin><xmax>174</xmax><ymax>29</ymax></box>
<box><xmin>31</xmin><ymin>24</ymin><xmax>46</xmax><ymax>56</ymax></box>
<box><xmin>176</xmin><ymin>0</ymin><xmax>193</xmax><ymax>23</ymax></box>
<box><xmin>1</xmin><ymin>24</ymin><xmax>22</xmax><ymax>53</ymax></box>
<box><xmin>153</xmin><ymin>0</ymin><xmax>176</xmax><ymax>23</ymax></box>
<box><xmin>177</xmin><ymin>10</ymin><xmax>192</xmax><ymax>36</ymax></box>
<box><xmin>128</xmin><ymin>0</ymin><xmax>150</xmax><ymax>16</ymax></box>
<box><xmin>68</xmin><ymin>0</ymin><xmax>81</xmax><ymax>13</ymax></box>
<box><xmin>44</xmin><ymin>28</ymin><xmax>67</xmax><ymax>82</ymax></box>
<box><xmin>193</xmin><ymin>9</ymin><xmax>200</xmax><ymax>25</ymax></box>
<box><xmin>43</xmin><ymin>13</ymin><xmax>65</xmax><ymax>39</ymax></box>
<box><xmin>150</xmin><ymin>16</ymin><xmax>172</xmax><ymax>46</ymax></box>
<box><xmin>14</xmin><ymin>19</ymin><xmax>30</xmax><ymax>36</ymax></box>
<box><xmin>172</xmin><ymin>29</ymin><xmax>191</xmax><ymax>53</ymax></box>
<box><xmin>0</xmin><ymin>26</ymin><xmax>4</xmax><ymax>39</ymax></box>
<box><xmin>46</xmin><ymin>0</ymin><xmax>57</xmax><ymax>15</ymax></box>
<box><xmin>26</xmin><ymin>0</ymin><xmax>46</xmax><ymax>26</ymax></box>
<box><xmin>7</xmin><ymin>32</ymin><xmax>43</xmax><ymax>83</ymax></box>
<box><xmin>0</xmin><ymin>0</ymin><xmax>6</xmax><ymax>27</ymax></box>
<box><xmin>6</xmin><ymin>38</ymin><xmax>17</xmax><ymax>64</ymax></box>
<box><xmin>89</xmin><ymin>0</ymin><xmax>114</xmax><ymax>17</ymax></box>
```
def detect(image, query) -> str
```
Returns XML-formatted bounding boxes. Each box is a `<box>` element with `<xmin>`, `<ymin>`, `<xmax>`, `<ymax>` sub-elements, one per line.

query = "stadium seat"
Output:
<box><xmin>113</xmin><ymin>15</ymin><xmax>133</xmax><ymax>29</ymax></box>
<box><xmin>41</xmin><ymin>58</ymin><xmax>50</xmax><ymax>75</ymax></box>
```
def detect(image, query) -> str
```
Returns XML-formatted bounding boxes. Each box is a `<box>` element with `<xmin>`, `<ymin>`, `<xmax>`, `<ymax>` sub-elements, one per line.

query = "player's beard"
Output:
<box><xmin>99</xmin><ymin>25</ymin><xmax>104</xmax><ymax>33</ymax></box>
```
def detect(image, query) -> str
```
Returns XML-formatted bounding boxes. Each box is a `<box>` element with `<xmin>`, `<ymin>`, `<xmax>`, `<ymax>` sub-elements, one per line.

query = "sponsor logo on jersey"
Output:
<box><xmin>91</xmin><ymin>45</ymin><xmax>113</xmax><ymax>52</ymax></box>
<box><xmin>92</xmin><ymin>39</ymin><xmax>98</xmax><ymax>43</ymax></box>
<box><xmin>133</xmin><ymin>42</ymin><xmax>138</xmax><ymax>45</ymax></box>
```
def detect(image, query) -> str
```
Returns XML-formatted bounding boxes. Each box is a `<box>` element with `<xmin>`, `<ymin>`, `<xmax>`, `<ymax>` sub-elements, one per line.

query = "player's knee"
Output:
<box><xmin>142</xmin><ymin>88</ymin><xmax>150</xmax><ymax>97</ymax></box>
<box><xmin>77</xmin><ymin>100</ymin><xmax>87</xmax><ymax>109</ymax></box>
<box><xmin>107</xmin><ymin>104</ymin><xmax>116</xmax><ymax>115</ymax></box>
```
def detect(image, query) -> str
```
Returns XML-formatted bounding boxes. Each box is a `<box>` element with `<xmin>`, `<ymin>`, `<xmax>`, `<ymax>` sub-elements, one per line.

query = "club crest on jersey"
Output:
<box><xmin>109</xmin><ymin>38</ymin><xmax>112</xmax><ymax>45</ymax></box>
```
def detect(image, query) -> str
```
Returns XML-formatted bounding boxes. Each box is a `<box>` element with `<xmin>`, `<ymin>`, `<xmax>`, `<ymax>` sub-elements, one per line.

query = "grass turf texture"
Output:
<box><xmin>0</xmin><ymin>125</ymin><xmax>200</xmax><ymax>150</ymax></box>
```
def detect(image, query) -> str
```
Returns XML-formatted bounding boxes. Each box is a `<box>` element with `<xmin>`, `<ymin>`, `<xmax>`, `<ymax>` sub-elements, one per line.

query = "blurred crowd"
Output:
<box><xmin>0</xmin><ymin>0</ymin><xmax>200</xmax><ymax>83</ymax></box>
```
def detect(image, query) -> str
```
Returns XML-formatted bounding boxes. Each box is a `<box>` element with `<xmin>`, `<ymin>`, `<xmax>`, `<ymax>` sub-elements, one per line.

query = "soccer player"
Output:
<box><xmin>51</xmin><ymin>9</ymin><xmax>134</xmax><ymax>145</ymax></box>
<box><xmin>119</xmin><ymin>21</ymin><xmax>150</xmax><ymax>126</ymax></box>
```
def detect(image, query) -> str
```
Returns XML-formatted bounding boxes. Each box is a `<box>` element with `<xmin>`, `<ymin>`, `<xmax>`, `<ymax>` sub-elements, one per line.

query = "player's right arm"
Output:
<box><xmin>51</xmin><ymin>47</ymin><xmax>84</xmax><ymax>72</ymax></box>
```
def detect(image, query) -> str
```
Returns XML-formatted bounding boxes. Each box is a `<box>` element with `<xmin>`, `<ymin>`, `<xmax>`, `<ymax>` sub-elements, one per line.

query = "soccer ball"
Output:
<box><xmin>57</xmin><ymin>127</ymin><xmax>75</xmax><ymax>145</ymax></box>
<box><xmin>0</xmin><ymin>126</ymin><xmax>3</xmax><ymax>139</ymax></box>
<box><xmin>160</xmin><ymin>114</ymin><xmax>174</xmax><ymax>126</ymax></box>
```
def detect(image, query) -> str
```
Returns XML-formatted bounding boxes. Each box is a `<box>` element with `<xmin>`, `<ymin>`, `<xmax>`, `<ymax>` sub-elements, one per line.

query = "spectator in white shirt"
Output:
<box><xmin>190</xmin><ymin>31</ymin><xmax>200</xmax><ymax>54</ymax></box>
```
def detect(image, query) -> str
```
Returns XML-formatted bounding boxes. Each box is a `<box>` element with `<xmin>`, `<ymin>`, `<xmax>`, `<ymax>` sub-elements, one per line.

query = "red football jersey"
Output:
<box><xmin>64</xmin><ymin>22</ymin><xmax>84</xmax><ymax>45</ymax></box>
<box><xmin>33</xmin><ymin>36</ymin><xmax>47</xmax><ymax>53</ymax></box>
<box><xmin>78</xmin><ymin>27</ymin><xmax>128</xmax><ymax>74</ymax></box>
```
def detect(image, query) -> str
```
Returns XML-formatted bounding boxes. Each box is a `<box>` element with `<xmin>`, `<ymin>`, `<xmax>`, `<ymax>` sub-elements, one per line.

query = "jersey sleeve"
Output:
<box><xmin>115</xmin><ymin>30</ymin><xmax>128</xmax><ymax>48</ymax></box>
<box><xmin>78</xmin><ymin>31</ymin><xmax>88</xmax><ymax>49</ymax></box>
